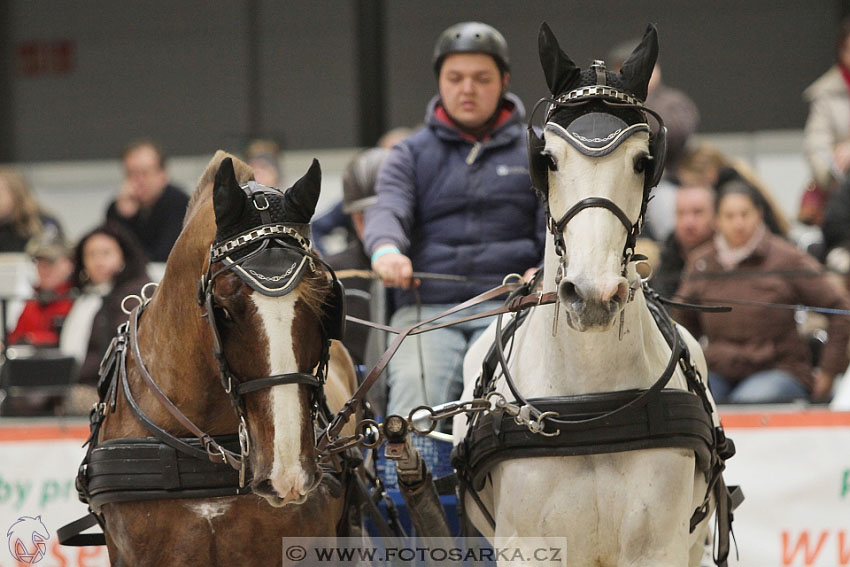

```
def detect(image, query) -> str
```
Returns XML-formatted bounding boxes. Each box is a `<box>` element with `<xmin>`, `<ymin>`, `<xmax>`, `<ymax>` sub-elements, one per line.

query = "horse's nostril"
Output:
<box><xmin>560</xmin><ymin>281</ymin><xmax>581</xmax><ymax>302</ymax></box>
<box><xmin>253</xmin><ymin>479</ymin><xmax>276</xmax><ymax>497</ymax></box>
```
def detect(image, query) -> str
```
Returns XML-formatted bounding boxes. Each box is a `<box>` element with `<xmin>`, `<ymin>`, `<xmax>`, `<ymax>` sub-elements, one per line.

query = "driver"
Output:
<box><xmin>363</xmin><ymin>21</ymin><xmax>545</xmax><ymax>422</ymax></box>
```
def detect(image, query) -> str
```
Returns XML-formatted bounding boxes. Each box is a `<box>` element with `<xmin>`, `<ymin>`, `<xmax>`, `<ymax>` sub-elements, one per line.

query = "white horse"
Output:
<box><xmin>454</xmin><ymin>24</ymin><xmax>725</xmax><ymax>567</ymax></box>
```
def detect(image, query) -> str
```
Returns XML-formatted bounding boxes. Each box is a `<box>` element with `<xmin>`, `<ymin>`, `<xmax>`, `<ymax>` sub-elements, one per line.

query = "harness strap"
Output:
<box><xmin>235</xmin><ymin>373</ymin><xmax>321</xmax><ymax>395</ymax></box>
<box><xmin>124</xmin><ymin>306</ymin><xmax>242</xmax><ymax>469</ymax></box>
<box><xmin>57</xmin><ymin>514</ymin><xmax>103</xmax><ymax>547</ymax></box>
<box><xmin>552</xmin><ymin>196</ymin><xmax>634</xmax><ymax>238</ymax></box>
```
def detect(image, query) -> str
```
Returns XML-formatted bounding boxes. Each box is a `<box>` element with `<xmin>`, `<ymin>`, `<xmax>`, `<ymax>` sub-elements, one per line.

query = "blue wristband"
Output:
<box><xmin>371</xmin><ymin>246</ymin><xmax>401</xmax><ymax>263</ymax></box>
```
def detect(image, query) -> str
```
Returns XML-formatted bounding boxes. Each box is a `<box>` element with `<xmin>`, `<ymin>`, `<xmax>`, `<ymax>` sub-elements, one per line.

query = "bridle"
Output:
<box><xmin>121</xmin><ymin>182</ymin><xmax>345</xmax><ymax>486</ymax></box>
<box><xmin>527</xmin><ymin>61</ymin><xmax>668</xmax><ymax>284</ymax></box>
<box><xmin>195</xmin><ymin>223</ymin><xmax>334</xmax><ymax>473</ymax></box>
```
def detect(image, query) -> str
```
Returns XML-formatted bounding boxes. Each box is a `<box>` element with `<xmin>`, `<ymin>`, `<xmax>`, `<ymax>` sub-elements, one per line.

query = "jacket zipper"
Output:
<box><xmin>465</xmin><ymin>142</ymin><xmax>482</xmax><ymax>165</ymax></box>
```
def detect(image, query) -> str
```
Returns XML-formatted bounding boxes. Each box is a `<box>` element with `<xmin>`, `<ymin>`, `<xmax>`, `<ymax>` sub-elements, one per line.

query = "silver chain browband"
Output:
<box><xmin>210</xmin><ymin>224</ymin><xmax>311</xmax><ymax>262</ymax></box>
<box><xmin>552</xmin><ymin>85</ymin><xmax>643</xmax><ymax>108</ymax></box>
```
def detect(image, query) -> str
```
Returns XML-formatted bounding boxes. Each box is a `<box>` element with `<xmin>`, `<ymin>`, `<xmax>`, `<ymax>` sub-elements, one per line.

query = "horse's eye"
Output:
<box><xmin>543</xmin><ymin>152</ymin><xmax>558</xmax><ymax>172</ymax></box>
<box><xmin>634</xmin><ymin>154</ymin><xmax>651</xmax><ymax>174</ymax></box>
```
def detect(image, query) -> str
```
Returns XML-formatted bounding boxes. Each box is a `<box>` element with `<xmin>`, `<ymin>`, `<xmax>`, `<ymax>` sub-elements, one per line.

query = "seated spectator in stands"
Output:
<box><xmin>106</xmin><ymin>139</ymin><xmax>189</xmax><ymax>262</ymax></box>
<box><xmin>60</xmin><ymin>224</ymin><xmax>149</xmax><ymax>393</ymax></box>
<box><xmin>244</xmin><ymin>139</ymin><xmax>283</xmax><ymax>187</ymax></box>
<box><xmin>820</xmin><ymin>175</ymin><xmax>850</xmax><ymax>274</ymax></box>
<box><xmin>0</xmin><ymin>167</ymin><xmax>63</xmax><ymax>254</ymax></box>
<box><xmin>325</xmin><ymin>147</ymin><xmax>389</xmax><ymax>370</ymax></box>
<box><xmin>674</xmin><ymin>183</ymin><xmax>850</xmax><ymax>403</ymax></box>
<box><xmin>677</xmin><ymin>143</ymin><xmax>790</xmax><ymax>238</ymax></box>
<box><xmin>7</xmin><ymin>228</ymin><xmax>75</xmax><ymax>347</ymax></box>
<box><xmin>652</xmin><ymin>184</ymin><xmax>715</xmax><ymax>298</ymax></box>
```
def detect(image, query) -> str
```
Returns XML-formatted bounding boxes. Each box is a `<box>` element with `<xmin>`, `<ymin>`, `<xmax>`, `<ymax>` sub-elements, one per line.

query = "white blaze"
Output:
<box><xmin>250</xmin><ymin>293</ymin><xmax>311</xmax><ymax>498</ymax></box>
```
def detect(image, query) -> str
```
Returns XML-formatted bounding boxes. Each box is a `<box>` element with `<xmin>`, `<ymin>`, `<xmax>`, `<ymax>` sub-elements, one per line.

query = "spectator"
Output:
<box><xmin>652</xmin><ymin>184</ymin><xmax>716</xmax><ymax>298</ymax></box>
<box><xmin>822</xmin><ymin>176</ymin><xmax>850</xmax><ymax>273</ymax></box>
<box><xmin>677</xmin><ymin>143</ymin><xmax>790</xmax><ymax>238</ymax></box>
<box><xmin>803</xmin><ymin>16</ymin><xmax>850</xmax><ymax>194</ymax></box>
<box><xmin>244</xmin><ymin>139</ymin><xmax>282</xmax><ymax>188</ymax></box>
<box><xmin>674</xmin><ymin>183</ymin><xmax>850</xmax><ymax>403</ymax></box>
<box><xmin>60</xmin><ymin>224</ymin><xmax>149</xmax><ymax>390</ymax></box>
<box><xmin>326</xmin><ymin>148</ymin><xmax>390</xmax><ymax>367</ymax></box>
<box><xmin>363</xmin><ymin>22</ymin><xmax>545</xmax><ymax>419</ymax></box>
<box><xmin>106</xmin><ymin>139</ymin><xmax>189</xmax><ymax>262</ymax></box>
<box><xmin>0</xmin><ymin>167</ymin><xmax>63</xmax><ymax>254</ymax></box>
<box><xmin>609</xmin><ymin>39</ymin><xmax>700</xmax><ymax>175</ymax></box>
<box><xmin>7</xmin><ymin>228</ymin><xmax>75</xmax><ymax>347</ymax></box>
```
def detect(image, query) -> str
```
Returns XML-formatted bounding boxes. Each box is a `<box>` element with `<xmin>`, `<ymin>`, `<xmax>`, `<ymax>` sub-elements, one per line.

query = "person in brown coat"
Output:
<box><xmin>674</xmin><ymin>183</ymin><xmax>850</xmax><ymax>403</ymax></box>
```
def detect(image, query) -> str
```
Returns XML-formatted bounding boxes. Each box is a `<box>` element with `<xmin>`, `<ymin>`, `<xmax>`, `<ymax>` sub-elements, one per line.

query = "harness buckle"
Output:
<box><xmin>238</xmin><ymin>417</ymin><xmax>250</xmax><ymax>457</ymax></box>
<box><xmin>253</xmin><ymin>193</ymin><xmax>270</xmax><ymax>211</ymax></box>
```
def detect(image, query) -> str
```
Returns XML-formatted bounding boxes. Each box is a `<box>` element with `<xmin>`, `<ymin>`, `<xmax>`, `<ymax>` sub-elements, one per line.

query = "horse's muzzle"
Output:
<box><xmin>252</xmin><ymin>470</ymin><xmax>322</xmax><ymax>507</ymax></box>
<box><xmin>558</xmin><ymin>278</ymin><xmax>626</xmax><ymax>330</ymax></box>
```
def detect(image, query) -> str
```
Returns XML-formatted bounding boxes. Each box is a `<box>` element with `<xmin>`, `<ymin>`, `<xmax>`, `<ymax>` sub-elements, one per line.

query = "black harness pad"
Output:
<box><xmin>453</xmin><ymin>389</ymin><xmax>714</xmax><ymax>492</ymax></box>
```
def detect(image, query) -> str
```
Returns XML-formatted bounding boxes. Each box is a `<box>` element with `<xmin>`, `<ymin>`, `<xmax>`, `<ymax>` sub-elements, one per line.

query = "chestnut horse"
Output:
<box><xmin>92</xmin><ymin>152</ymin><xmax>358</xmax><ymax>566</ymax></box>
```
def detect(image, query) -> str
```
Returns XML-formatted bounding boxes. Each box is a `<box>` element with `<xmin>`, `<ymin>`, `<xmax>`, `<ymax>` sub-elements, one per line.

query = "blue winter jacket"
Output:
<box><xmin>364</xmin><ymin>93</ymin><xmax>546</xmax><ymax>308</ymax></box>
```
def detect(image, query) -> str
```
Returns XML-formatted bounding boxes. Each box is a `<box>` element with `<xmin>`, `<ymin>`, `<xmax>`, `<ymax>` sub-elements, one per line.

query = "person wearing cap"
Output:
<box><xmin>363</xmin><ymin>22</ymin><xmax>545</xmax><ymax>421</ymax></box>
<box><xmin>7</xmin><ymin>228</ymin><xmax>75</xmax><ymax>347</ymax></box>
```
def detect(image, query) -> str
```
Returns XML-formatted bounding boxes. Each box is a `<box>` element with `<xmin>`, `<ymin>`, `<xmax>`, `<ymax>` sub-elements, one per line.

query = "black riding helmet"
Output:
<box><xmin>432</xmin><ymin>22</ymin><xmax>510</xmax><ymax>76</ymax></box>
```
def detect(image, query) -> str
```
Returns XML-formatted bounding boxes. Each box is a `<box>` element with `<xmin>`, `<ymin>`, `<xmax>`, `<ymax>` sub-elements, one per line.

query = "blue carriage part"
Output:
<box><xmin>376</xmin><ymin>434</ymin><xmax>455</xmax><ymax>490</ymax></box>
<box><xmin>364</xmin><ymin>492</ymin><xmax>461</xmax><ymax>541</ymax></box>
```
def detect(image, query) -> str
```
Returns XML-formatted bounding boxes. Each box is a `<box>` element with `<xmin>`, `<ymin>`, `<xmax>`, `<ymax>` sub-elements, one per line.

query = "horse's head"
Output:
<box><xmin>204</xmin><ymin>157</ymin><xmax>342</xmax><ymax>507</ymax></box>
<box><xmin>530</xmin><ymin>23</ymin><xmax>666</xmax><ymax>332</ymax></box>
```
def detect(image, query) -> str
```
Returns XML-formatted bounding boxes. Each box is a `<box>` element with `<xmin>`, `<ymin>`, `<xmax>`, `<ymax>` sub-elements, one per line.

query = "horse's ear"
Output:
<box><xmin>213</xmin><ymin>157</ymin><xmax>245</xmax><ymax>230</ymax></box>
<box><xmin>538</xmin><ymin>22</ymin><xmax>580</xmax><ymax>96</ymax></box>
<box><xmin>618</xmin><ymin>24</ymin><xmax>659</xmax><ymax>101</ymax></box>
<box><xmin>283</xmin><ymin>158</ymin><xmax>322</xmax><ymax>223</ymax></box>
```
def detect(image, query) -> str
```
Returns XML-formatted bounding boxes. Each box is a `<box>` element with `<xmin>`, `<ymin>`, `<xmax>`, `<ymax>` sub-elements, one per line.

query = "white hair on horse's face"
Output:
<box><xmin>251</xmin><ymin>292</ymin><xmax>319</xmax><ymax>506</ymax></box>
<box><xmin>545</xmin><ymin>132</ymin><xmax>650</xmax><ymax>331</ymax></box>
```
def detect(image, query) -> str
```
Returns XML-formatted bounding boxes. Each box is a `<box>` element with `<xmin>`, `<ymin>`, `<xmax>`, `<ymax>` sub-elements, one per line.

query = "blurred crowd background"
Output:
<box><xmin>2</xmin><ymin>1</ymin><xmax>850</xmax><ymax>416</ymax></box>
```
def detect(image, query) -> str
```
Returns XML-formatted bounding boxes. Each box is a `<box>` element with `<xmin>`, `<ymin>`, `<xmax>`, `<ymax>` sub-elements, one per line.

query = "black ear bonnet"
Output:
<box><xmin>208</xmin><ymin>160</ymin><xmax>345</xmax><ymax>341</ymax></box>
<box><xmin>528</xmin><ymin>24</ymin><xmax>668</xmax><ymax>210</ymax></box>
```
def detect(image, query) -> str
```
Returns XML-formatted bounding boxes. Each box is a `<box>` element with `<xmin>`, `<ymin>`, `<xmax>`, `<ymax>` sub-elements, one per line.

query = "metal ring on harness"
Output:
<box><xmin>141</xmin><ymin>282</ymin><xmax>159</xmax><ymax>303</ymax></box>
<box><xmin>634</xmin><ymin>258</ymin><xmax>653</xmax><ymax>282</ymax></box>
<box><xmin>358</xmin><ymin>419</ymin><xmax>383</xmax><ymax>449</ymax></box>
<box><xmin>120</xmin><ymin>295</ymin><xmax>144</xmax><ymax>315</ymax></box>
<box><xmin>502</xmin><ymin>273</ymin><xmax>523</xmax><ymax>286</ymax></box>
<box><xmin>409</xmin><ymin>405</ymin><xmax>437</xmax><ymax>435</ymax></box>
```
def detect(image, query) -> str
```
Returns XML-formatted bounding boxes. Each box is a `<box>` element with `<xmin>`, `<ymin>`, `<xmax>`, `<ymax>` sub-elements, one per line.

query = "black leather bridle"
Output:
<box><xmin>526</xmin><ymin>75</ymin><xmax>668</xmax><ymax>281</ymax></box>
<box><xmin>104</xmin><ymin>222</ymin><xmax>342</xmax><ymax>486</ymax></box>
